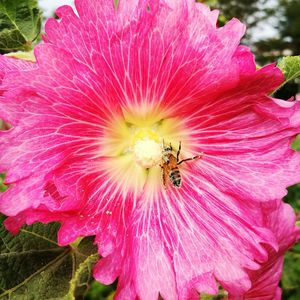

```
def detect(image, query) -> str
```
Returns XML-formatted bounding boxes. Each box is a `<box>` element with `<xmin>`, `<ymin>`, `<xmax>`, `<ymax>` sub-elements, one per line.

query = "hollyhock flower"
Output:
<box><xmin>0</xmin><ymin>0</ymin><xmax>300</xmax><ymax>298</ymax></box>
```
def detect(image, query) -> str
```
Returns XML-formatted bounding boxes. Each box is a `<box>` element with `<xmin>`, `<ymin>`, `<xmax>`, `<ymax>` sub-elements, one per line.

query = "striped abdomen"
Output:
<box><xmin>169</xmin><ymin>167</ymin><xmax>181</xmax><ymax>187</ymax></box>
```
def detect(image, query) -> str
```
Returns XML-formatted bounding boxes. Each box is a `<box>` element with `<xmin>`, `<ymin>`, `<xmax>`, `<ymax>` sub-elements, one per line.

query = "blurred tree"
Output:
<box><xmin>201</xmin><ymin>0</ymin><xmax>263</xmax><ymax>25</ymax></box>
<box><xmin>254</xmin><ymin>0</ymin><xmax>300</xmax><ymax>60</ymax></box>
<box><xmin>252</xmin><ymin>0</ymin><xmax>300</xmax><ymax>98</ymax></box>
<box><xmin>278</xmin><ymin>0</ymin><xmax>300</xmax><ymax>56</ymax></box>
<box><xmin>200</xmin><ymin>0</ymin><xmax>273</xmax><ymax>41</ymax></box>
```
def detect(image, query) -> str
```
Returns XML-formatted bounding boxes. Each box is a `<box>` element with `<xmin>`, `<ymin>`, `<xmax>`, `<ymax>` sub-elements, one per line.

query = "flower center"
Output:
<box><xmin>101</xmin><ymin>106</ymin><xmax>191</xmax><ymax>192</ymax></box>
<box><xmin>132</xmin><ymin>129</ymin><xmax>162</xmax><ymax>168</ymax></box>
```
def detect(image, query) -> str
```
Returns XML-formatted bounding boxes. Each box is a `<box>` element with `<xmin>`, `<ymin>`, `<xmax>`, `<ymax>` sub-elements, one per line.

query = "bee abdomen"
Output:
<box><xmin>169</xmin><ymin>168</ymin><xmax>181</xmax><ymax>187</ymax></box>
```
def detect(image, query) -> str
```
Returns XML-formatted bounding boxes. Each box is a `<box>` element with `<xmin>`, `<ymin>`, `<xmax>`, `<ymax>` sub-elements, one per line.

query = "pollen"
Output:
<box><xmin>133</xmin><ymin>139</ymin><xmax>162</xmax><ymax>168</ymax></box>
<box><xmin>133</xmin><ymin>130</ymin><xmax>162</xmax><ymax>169</ymax></box>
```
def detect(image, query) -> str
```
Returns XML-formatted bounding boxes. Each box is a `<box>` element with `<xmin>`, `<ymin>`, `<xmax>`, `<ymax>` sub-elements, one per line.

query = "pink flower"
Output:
<box><xmin>0</xmin><ymin>1</ymin><xmax>300</xmax><ymax>298</ymax></box>
<box><xmin>228</xmin><ymin>200</ymin><xmax>300</xmax><ymax>300</ymax></box>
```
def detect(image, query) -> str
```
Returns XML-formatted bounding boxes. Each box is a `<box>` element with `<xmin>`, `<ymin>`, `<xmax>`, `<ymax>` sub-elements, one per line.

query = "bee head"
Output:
<box><xmin>163</xmin><ymin>144</ymin><xmax>172</xmax><ymax>152</ymax></box>
<box><xmin>162</xmin><ymin>139</ymin><xmax>170</xmax><ymax>149</ymax></box>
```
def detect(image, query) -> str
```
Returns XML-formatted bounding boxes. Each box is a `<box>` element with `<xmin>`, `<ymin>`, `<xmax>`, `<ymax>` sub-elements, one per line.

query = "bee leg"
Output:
<box><xmin>176</xmin><ymin>141</ymin><xmax>182</xmax><ymax>162</ymax></box>
<box><xmin>160</xmin><ymin>164</ymin><xmax>168</xmax><ymax>188</ymax></box>
<box><xmin>177</xmin><ymin>152</ymin><xmax>204</xmax><ymax>165</ymax></box>
<box><xmin>161</xmin><ymin>168</ymin><xmax>167</xmax><ymax>188</ymax></box>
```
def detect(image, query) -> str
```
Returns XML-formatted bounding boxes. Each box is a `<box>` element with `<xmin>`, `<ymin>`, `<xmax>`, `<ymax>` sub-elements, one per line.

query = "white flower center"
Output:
<box><xmin>133</xmin><ymin>136</ymin><xmax>162</xmax><ymax>169</ymax></box>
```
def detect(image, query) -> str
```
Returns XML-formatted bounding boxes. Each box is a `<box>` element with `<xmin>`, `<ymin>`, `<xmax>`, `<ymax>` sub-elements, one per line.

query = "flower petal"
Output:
<box><xmin>229</xmin><ymin>201</ymin><xmax>299</xmax><ymax>299</ymax></box>
<box><xmin>43</xmin><ymin>0</ymin><xmax>247</xmax><ymax>110</ymax></box>
<box><xmin>91</xmin><ymin>178</ymin><xmax>279</xmax><ymax>298</ymax></box>
<box><xmin>179</xmin><ymin>64</ymin><xmax>299</xmax><ymax>203</ymax></box>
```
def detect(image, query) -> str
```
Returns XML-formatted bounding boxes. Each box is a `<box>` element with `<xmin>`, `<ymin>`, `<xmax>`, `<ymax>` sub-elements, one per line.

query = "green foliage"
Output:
<box><xmin>270</xmin><ymin>56</ymin><xmax>300</xmax><ymax>96</ymax></box>
<box><xmin>279</xmin><ymin>0</ymin><xmax>300</xmax><ymax>56</ymax></box>
<box><xmin>276</xmin><ymin>56</ymin><xmax>300</xmax><ymax>91</ymax></box>
<box><xmin>200</xmin><ymin>288</ymin><xmax>227</xmax><ymax>300</ymax></box>
<box><xmin>285</xmin><ymin>183</ymin><xmax>300</xmax><ymax>214</ymax></box>
<box><xmin>5</xmin><ymin>50</ymin><xmax>35</xmax><ymax>61</ymax></box>
<box><xmin>84</xmin><ymin>281</ymin><xmax>116</xmax><ymax>300</ymax></box>
<box><xmin>0</xmin><ymin>0</ymin><xmax>42</xmax><ymax>53</ymax></box>
<box><xmin>0</xmin><ymin>222</ymin><xmax>99</xmax><ymax>300</ymax></box>
<box><xmin>0</xmin><ymin>174</ymin><xmax>7</xmax><ymax>193</ymax></box>
<box><xmin>292</xmin><ymin>135</ymin><xmax>300</xmax><ymax>151</ymax></box>
<box><xmin>282</xmin><ymin>243</ymin><xmax>300</xmax><ymax>300</ymax></box>
<box><xmin>283</xmin><ymin>176</ymin><xmax>300</xmax><ymax>300</ymax></box>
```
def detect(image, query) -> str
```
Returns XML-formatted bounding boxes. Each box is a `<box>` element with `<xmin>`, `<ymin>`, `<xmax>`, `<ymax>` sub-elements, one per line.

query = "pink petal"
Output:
<box><xmin>229</xmin><ymin>201</ymin><xmax>299</xmax><ymax>299</ymax></box>
<box><xmin>179</xmin><ymin>63</ymin><xmax>299</xmax><ymax>202</ymax></box>
<box><xmin>91</xmin><ymin>181</ymin><xmax>279</xmax><ymax>298</ymax></box>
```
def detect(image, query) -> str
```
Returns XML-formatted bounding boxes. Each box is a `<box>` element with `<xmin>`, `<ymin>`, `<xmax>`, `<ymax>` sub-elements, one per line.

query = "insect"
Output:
<box><xmin>160</xmin><ymin>141</ymin><xmax>203</xmax><ymax>188</ymax></box>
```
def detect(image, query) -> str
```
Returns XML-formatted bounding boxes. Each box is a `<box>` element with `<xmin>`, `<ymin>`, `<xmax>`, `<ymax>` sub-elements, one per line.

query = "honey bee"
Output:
<box><xmin>160</xmin><ymin>141</ymin><xmax>203</xmax><ymax>188</ymax></box>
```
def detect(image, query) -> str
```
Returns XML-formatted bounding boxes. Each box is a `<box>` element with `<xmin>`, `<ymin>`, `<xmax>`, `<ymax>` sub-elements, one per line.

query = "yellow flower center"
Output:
<box><xmin>100</xmin><ymin>105</ymin><xmax>191</xmax><ymax>192</ymax></box>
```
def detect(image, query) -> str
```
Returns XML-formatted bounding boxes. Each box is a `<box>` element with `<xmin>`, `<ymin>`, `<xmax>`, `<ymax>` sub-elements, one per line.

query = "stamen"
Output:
<box><xmin>133</xmin><ymin>130</ymin><xmax>162</xmax><ymax>168</ymax></box>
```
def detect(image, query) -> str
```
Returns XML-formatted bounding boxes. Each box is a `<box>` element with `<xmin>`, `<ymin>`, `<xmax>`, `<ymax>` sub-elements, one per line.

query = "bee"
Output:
<box><xmin>160</xmin><ymin>141</ymin><xmax>203</xmax><ymax>188</ymax></box>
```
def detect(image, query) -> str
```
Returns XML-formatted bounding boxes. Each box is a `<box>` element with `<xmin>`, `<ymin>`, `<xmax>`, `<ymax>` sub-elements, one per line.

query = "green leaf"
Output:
<box><xmin>0</xmin><ymin>222</ymin><xmax>99</xmax><ymax>300</ymax></box>
<box><xmin>5</xmin><ymin>50</ymin><xmax>35</xmax><ymax>61</ymax></box>
<box><xmin>278</xmin><ymin>56</ymin><xmax>300</xmax><ymax>84</ymax></box>
<box><xmin>282</xmin><ymin>243</ymin><xmax>300</xmax><ymax>300</ymax></box>
<box><xmin>200</xmin><ymin>287</ymin><xmax>227</xmax><ymax>300</ymax></box>
<box><xmin>274</xmin><ymin>56</ymin><xmax>300</xmax><ymax>93</ymax></box>
<box><xmin>0</xmin><ymin>174</ymin><xmax>8</xmax><ymax>193</ymax></box>
<box><xmin>284</xmin><ymin>183</ymin><xmax>300</xmax><ymax>213</ymax></box>
<box><xmin>292</xmin><ymin>135</ymin><xmax>300</xmax><ymax>151</ymax></box>
<box><xmin>0</xmin><ymin>0</ymin><xmax>42</xmax><ymax>53</ymax></box>
<box><xmin>84</xmin><ymin>281</ymin><xmax>116</xmax><ymax>300</ymax></box>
